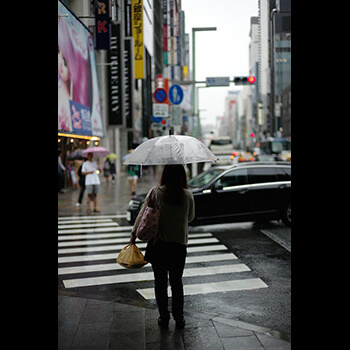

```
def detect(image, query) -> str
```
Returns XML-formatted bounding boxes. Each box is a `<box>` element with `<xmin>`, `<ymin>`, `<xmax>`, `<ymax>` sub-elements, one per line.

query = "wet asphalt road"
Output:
<box><xmin>58</xmin><ymin>171</ymin><xmax>291</xmax><ymax>335</ymax></box>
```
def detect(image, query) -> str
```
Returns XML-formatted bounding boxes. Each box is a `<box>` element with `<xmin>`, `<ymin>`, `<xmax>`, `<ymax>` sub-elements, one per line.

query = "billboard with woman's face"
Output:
<box><xmin>58</xmin><ymin>1</ymin><xmax>104</xmax><ymax>137</ymax></box>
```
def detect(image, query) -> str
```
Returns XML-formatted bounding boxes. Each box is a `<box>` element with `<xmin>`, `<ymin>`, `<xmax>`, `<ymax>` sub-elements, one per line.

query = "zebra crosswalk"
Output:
<box><xmin>58</xmin><ymin>215</ymin><xmax>268</xmax><ymax>298</ymax></box>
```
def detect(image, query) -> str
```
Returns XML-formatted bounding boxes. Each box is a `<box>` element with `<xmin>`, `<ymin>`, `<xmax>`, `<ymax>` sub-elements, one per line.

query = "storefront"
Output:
<box><xmin>58</xmin><ymin>1</ymin><xmax>104</xmax><ymax>188</ymax></box>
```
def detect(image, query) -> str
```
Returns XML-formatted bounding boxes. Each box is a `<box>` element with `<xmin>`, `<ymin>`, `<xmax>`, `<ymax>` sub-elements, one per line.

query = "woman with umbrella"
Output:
<box><xmin>130</xmin><ymin>164</ymin><xmax>195</xmax><ymax>329</ymax></box>
<box><xmin>127</xmin><ymin>134</ymin><xmax>216</xmax><ymax>329</ymax></box>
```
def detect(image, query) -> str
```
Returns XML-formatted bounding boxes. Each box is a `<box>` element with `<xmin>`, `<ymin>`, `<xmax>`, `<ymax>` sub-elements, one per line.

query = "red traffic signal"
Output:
<box><xmin>250</xmin><ymin>133</ymin><xmax>255</xmax><ymax>138</ymax></box>
<box><xmin>248</xmin><ymin>76</ymin><xmax>256</xmax><ymax>84</ymax></box>
<box><xmin>233</xmin><ymin>76</ymin><xmax>256</xmax><ymax>85</ymax></box>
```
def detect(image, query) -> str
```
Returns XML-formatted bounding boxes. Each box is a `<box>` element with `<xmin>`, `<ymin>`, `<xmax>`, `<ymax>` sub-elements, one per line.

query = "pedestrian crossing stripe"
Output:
<box><xmin>63</xmin><ymin>264</ymin><xmax>251</xmax><ymax>288</ymax></box>
<box><xmin>137</xmin><ymin>279</ymin><xmax>268</xmax><ymax>299</ymax></box>
<box><xmin>58</xmin><ymin>215</ymin><xmax>268</xmax><ymax>296</ymax></box>
<box><xmin>58</xmin><ymin>253</ymin><xmax>238</xmax><ymax>275</ymax></box>
<box><xmin>58</xmin><ymin>222</ymin><xmax>119</xmax><ymax>230</ymax></box>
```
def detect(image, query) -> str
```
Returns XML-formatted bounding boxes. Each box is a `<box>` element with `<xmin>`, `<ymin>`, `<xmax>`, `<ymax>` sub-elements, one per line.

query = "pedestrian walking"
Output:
<box><xmin>102</xmin><ymin>158</ymin><xmax>112</xmax><ymax>183</ymax></box>
<box><xmin>75</xmin><ymin>160</ymin><xmax>86</xmax><ymax>206</ymax></box>
<box><xmin>126</xmin><ymin>164</ymin><xmax>139</xmax><ymax>195</ymax></box>
<box><xmin>58</xmin><ymin>150</ymin><xmax>66</xmax><ymax>193</ymax></box>
<box><xmin>130</xmin><ymin>164</ymin><xmax>195</xmax><ymax>329</ymax></box>
<box><xmin>81</xmin><ymin>152</ymin><xmax>101</xmax><ymax>213</ymax></box>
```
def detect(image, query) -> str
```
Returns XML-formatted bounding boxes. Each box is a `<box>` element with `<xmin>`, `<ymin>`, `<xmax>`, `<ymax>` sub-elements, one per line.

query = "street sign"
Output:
<box><xmin>153</xmin><ymin>88</ymin><xmax>167</xmax><ymax>103</ymax></box>
<box><xmin>153</xmin><ymin>103</ymin><xmax>169</xmax><ymax>117</ymax></box>
<box><xmin>151</xmin><ymin>115</ymin><xmax>163</xmax><ymax>123</ymax></box>
<box><xmin>206</xmin><ymin>76</ymin><xmax>230</xmax><ymax>87</ymax></box>
<box><xmin>170</xmin><ymin>105</ymin><xmax>183</xmax><ymax>127</ymax></box>
<box><xmin>168</xmin><ymin>84</ymin><xmax>184</xmax><ymax>105</ymax></box>
<box><xmin>151</xmin><ymin>123</ymin><xmax>163</xmax><ymax>131</ymax></box>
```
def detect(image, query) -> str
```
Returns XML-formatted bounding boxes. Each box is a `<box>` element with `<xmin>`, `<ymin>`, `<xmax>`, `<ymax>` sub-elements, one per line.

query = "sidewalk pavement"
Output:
<box><xmin>58</xmin><ymin>167</ymin><xmax>159</xmax><ymax>216</ymax></box>
<box><xmin>58</xmin><ymin>293</ymin><xmax>291</xmax><ymax>350</ymax></box>
<box><xmin>58</xmin><ymin>169</ymin><xmax>291</xmax><ymax>349</ymax></box>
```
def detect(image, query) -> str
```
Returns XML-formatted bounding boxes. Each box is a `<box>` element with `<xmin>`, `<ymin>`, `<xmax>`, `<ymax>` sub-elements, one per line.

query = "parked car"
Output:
<box><xmin>126</xmin><ymin>162</ymin><xmax>291</xmax><ymax>227</ymax></box>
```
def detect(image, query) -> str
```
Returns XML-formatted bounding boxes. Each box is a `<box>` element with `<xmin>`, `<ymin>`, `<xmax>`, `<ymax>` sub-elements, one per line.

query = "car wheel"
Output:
<box><xmin>281</xmin><ymin>202</ymin><xmax>291</xmax><ymax>227</ymax></box>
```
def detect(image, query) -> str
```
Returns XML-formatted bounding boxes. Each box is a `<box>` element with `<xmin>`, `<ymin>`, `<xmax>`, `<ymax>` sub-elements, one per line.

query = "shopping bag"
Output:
<box><xmin>116</xmin><ymin>244</ymin><xmax>148</xmax><ymax>269</ymax></box>
<box><xmin>136</xmin><ymin>187</ymin><xmax>160</xmax><ymax>241</ymax></box>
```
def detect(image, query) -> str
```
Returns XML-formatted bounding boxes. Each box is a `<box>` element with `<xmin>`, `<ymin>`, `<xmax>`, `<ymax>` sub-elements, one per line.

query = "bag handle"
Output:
<box><xmin>150</xmin><ymin>186</ymin><xmax>159</xmax><ymax>209</ymax></box>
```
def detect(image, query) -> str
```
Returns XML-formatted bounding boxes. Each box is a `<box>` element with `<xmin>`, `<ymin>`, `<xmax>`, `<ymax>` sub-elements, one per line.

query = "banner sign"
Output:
<box><xmin>58</xmin><ymin>1</ymin><xmax>104</xmax><ymax>137</ymax></box>
<box><xmin>131</xmin><ymin>0</ymin><xmax>144</xmax><ymax>79</ymax></box>
<box><xmin>124</xmin><ymin>38</ymin><xmax>134</xmax><ymax>128</ymax></box>
<box><xmin>108</xmin><ymin>23</ymin><xmax>122</xmax><ymax>125</ymax></box>
<box><xmin>95</xmin><ymin>0</ymin><xmax>111</xmax><ymax>50</ymax></box>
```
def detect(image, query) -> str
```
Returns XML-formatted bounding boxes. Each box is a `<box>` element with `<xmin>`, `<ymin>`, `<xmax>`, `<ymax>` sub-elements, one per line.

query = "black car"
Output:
<box><xmin>126</xmin><ymin>162</ymin><xmax>291</xmax><ymax>227</ymax></box>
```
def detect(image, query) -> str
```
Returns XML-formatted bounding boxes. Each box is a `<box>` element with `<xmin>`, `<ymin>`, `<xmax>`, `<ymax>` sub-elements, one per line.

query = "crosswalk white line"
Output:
<box><xmin>57</xmin><ymin>245</ymin><xmax>228</xmax><ymax>264</ymax></box>
<box><xmin>58</xmin><ymin>237</ymin><xmax>220</xmax><ymax>254</ymax></box>
<box><xmin>57</xmin><ymin>222</ymin><xmax>119</xmax><ymax>229</ymax></box>
<box><xmin>58</xmin><ymin>215</ymin><xmax>126</xmax><ymax>220</ymax></box>
<box><xmin>63</xmin><ymin>264</ymin><xmax>250</xmax><ymax>288</ymax></box>
<box><xmin>57</xmin><ymin>219</ymin><xmax>114</xmax><ymax>224</ymax></box>
<box><xmin>57</xmin><ymin>226</ymin><xmax>133</xmax><ymax>234</ymax></box>
<box><xmin>137</xmin><ymin>278</ymin><xmax>268</xmax><ymax>299</ymax></box>
<box><xmin>58</xmin><ymin>215</ymin><xmax>268</xmax><ymax>295</ymax></box>
<box><xmin>58</xmin><ymin>253</ymin><xmax>238</xmax><ymax>275</ymax></box>
<box><xmin>57</xmin><ymin>232</ymin><xmax>213</xmax><ymax>242</ymax></box>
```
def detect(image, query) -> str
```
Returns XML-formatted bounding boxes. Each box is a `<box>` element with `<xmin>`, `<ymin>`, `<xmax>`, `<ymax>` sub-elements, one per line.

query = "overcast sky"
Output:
<box><xmin>181</xmin><ymin>0</ymin><xmax>259</xmax><ymax>126</ymax></box>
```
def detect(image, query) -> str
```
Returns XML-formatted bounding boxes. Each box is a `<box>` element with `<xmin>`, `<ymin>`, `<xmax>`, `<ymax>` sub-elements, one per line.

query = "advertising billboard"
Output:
<box><xmin>58</xmin><ymin>1</ymin><xmax>104</xmax><ymax>137</ymax></box>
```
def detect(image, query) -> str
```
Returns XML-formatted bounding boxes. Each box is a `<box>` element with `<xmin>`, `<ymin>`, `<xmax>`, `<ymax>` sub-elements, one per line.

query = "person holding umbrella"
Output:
<box><xmin>81</xmin><ymin>152</ymin><xmax>101</xmax><ymax>213</ymax></box>
<box><xmin>130</xmin><ymin>164</ymin><xmax>195</xmax><ymax>329</ymax></box>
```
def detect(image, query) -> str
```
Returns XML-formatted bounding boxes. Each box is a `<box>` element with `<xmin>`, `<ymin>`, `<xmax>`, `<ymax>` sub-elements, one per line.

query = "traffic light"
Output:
<box><xmin>233</xmin><ymin>76</ymin><xmax>255</xmax><ymax>85</ymax></box>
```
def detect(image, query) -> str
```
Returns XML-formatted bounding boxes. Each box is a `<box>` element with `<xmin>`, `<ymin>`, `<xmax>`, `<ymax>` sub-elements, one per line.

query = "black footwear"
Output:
<box><xmin>175</xmin><ymin>316</ymin><xmax>185</xmax><ymax>329</ymax></box>
<box><xmin>158</xmin><ymin>317</ymin><xmax>169</xmax><ymax>329</ymax></box>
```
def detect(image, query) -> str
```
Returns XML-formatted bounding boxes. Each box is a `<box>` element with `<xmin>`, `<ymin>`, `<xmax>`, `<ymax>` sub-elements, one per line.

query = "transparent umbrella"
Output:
<box><xmin>123</xmin><ymin>134</ymin><xmax>217</xmax><ymax>176</ymax></box>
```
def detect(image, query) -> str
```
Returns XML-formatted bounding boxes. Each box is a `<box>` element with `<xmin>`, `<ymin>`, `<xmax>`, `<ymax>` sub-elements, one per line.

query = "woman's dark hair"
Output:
<box><xmin>159</xmin><ymin>164</ymin><xmax>188</xmax><ymax>205</ymax></box>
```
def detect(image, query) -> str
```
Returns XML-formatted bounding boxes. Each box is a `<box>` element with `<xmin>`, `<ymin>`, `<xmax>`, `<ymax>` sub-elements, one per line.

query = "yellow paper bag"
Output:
<box><xmin>117</xmin><ymin>244</ymin><xmax>148</xmax><ymax>269</ymax></box>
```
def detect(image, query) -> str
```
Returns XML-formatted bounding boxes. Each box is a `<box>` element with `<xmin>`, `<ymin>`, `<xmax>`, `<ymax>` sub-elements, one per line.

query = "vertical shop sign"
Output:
<box><xmin>108</xmin><ymin>23</ymin><xmax>122</xmax><ymax>125</ymax></box>
<box><xmin>131</xmin><ymin>0</ymin><xmax>144</xmax><ymax>79</ymax></box>
<box><xmin>95</xmin><ymin>0</ymin><xmax>111</xmax><ymax>50</ymax></box>
<box><xmin>124</xmin><ymin>38</ymin><xmax>134</xmax><ymax>128</ymax></box>
<box><xmin>162</xmin><ymin>0</ymin><xmax>168</xmax><ymax>65</ymax></box>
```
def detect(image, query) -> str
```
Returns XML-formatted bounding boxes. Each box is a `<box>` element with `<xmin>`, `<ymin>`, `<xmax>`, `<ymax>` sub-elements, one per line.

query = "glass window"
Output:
<box><xmin>276</xmin><ymin>167</ymin><xmax>291</xmax><ymax>181</ymax></box>
<box><xmin>249</xmin><ymin>167</ymin><xmax>278</xmax><ymax>184</ymax></box>
<box><xmin>188</xmin><ymin>168</ymin><xmax>225</xmax><ymax>189</ymax></box>
<box><xmin>215</xmin><ymin>168</ymin><xmax>248</xmax><ymax>188</ymax></box>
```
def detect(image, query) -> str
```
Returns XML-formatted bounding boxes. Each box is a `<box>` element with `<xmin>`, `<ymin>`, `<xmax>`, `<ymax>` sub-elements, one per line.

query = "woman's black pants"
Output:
<box><xmin>149</xmin><ymin>241</ymin><xmax>187</xmax><ymax>321</ymax></box>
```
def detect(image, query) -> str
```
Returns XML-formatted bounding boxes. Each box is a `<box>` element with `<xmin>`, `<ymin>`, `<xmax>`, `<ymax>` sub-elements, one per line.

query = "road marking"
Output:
<box><xmin>62</xmin><ymin>264</ymin><xmax>250</xmax><ymax>288</ymax></box>
<box><xmin>57</xmin><ymin>232</ymin><xmax>213</xmax><ymax>241</ymax></box>
<box><xmin>58</xmin><ymin>215</ymin><xmax>126</xmax><ymax>220</ymax></box>
<box><xmin>58</xmin><ymin>245</ymin><xmax>229</xmax><ymax>264</ymax></box>
<box><xmin>57</xmin><ymin>219</ymin><xmax>114</xmax><ymax>224</ymax></box>
<box><xmin>58</xmin><ymin>237</ymin><xmax>220</xmax><ymax>254</ymax></box>
<box><xmin>57</xmin><ymin>226</ymin><xmax>133</xmax><ymax>234</ymax></box>
<box><xmin>137</xmin><ymin>278</ymin><xmax>268</xmax><ymax>299</ymax></box>
<box><xmin>57</xmin><ymin>222</ymin><xmax>119</xmax><ymax>229</ymax></box>
<box><xmin>58</xmin><ymin>215</ymin><xmax>268</xmax><ymax>295</ymax></box>
<box><xmin>58</xmin><ymin>253</ymin><xmax>238</xmax><ymax>275</ymax></box>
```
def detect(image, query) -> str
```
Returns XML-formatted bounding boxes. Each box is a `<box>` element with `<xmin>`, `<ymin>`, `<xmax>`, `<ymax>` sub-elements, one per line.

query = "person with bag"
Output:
<box><xmin>130</xmin><ymin>164</ymin><xmax>195</xmax><ymax>329</ymax></box>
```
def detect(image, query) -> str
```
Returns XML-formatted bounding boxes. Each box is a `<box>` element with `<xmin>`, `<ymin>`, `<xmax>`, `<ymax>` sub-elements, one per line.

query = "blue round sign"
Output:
<box><xmin>169</xmin><ymin>84</ymin><xmax>184</xmax><ymax>105</ymax></box>
<box><xmin>151</xmin><ymin>115</ymin><xmax>163</xmax><ymax>123</ymax></box>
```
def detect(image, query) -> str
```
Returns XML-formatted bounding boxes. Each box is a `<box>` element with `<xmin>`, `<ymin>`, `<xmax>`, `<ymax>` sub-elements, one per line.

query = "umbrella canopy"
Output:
<box><xmin>123</xmin><ymin>135</ymin><xmax>217</xmax><ymax>166</ymax></box>
<box><xmin>67</xmin><ymin>149</ymin><xmax>87</xmax><ymax>161</ymax></box>
<box><xmin>82</xmin><ymin>146</ymin><xmax>110</xmax><ymax>158</ymax></box>
<box><xmin>106</xmin><ymin>153</ymin><xmax>117</xmax><ymax>160</ymax></box>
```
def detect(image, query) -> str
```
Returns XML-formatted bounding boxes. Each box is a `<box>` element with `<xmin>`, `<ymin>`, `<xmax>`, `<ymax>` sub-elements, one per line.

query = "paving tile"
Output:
<box><xmin>71</xmin><ymin>322</ymin><xmax>110</xmax><ymax>349</ymax></box>
<box><xmin>182</xmin><ymin>327</ymin><xmax>223</xmax><ymax>350</ymax></box>
<box><xmin>221</xmin><ymin>334</ymin><xmax>264</xmax><ymax>350</ymax></box>
<box><xmin>255</xmin><ymin>333</ymin><xmax>291</xmax><ymax>350</ymax></box>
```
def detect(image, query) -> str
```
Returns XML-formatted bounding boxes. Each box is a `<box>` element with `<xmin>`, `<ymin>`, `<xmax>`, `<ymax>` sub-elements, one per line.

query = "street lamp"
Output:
<box><xmin>191</xmin><ymin>27</ymin><xmax>217</xmax><ymax>127</ymax></box>
<box><xmin>191</xmin><ymin>27</ymin><xmax>216</xmax><ymax>177</ymax></box>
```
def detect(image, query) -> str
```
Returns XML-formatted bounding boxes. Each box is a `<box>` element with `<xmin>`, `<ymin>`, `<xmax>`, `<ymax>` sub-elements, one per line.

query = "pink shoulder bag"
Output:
<box><xmin>136</xmin><ymin>187</ymin><xmax>160</xmax><ymax>241</ymax></box>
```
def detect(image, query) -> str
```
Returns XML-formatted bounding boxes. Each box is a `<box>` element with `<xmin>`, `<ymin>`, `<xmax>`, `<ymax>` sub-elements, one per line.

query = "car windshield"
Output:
<box><xmin>188</xmin><ymin>168</ymin><xmax>225</xmax><ymax>189</ymax></box>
